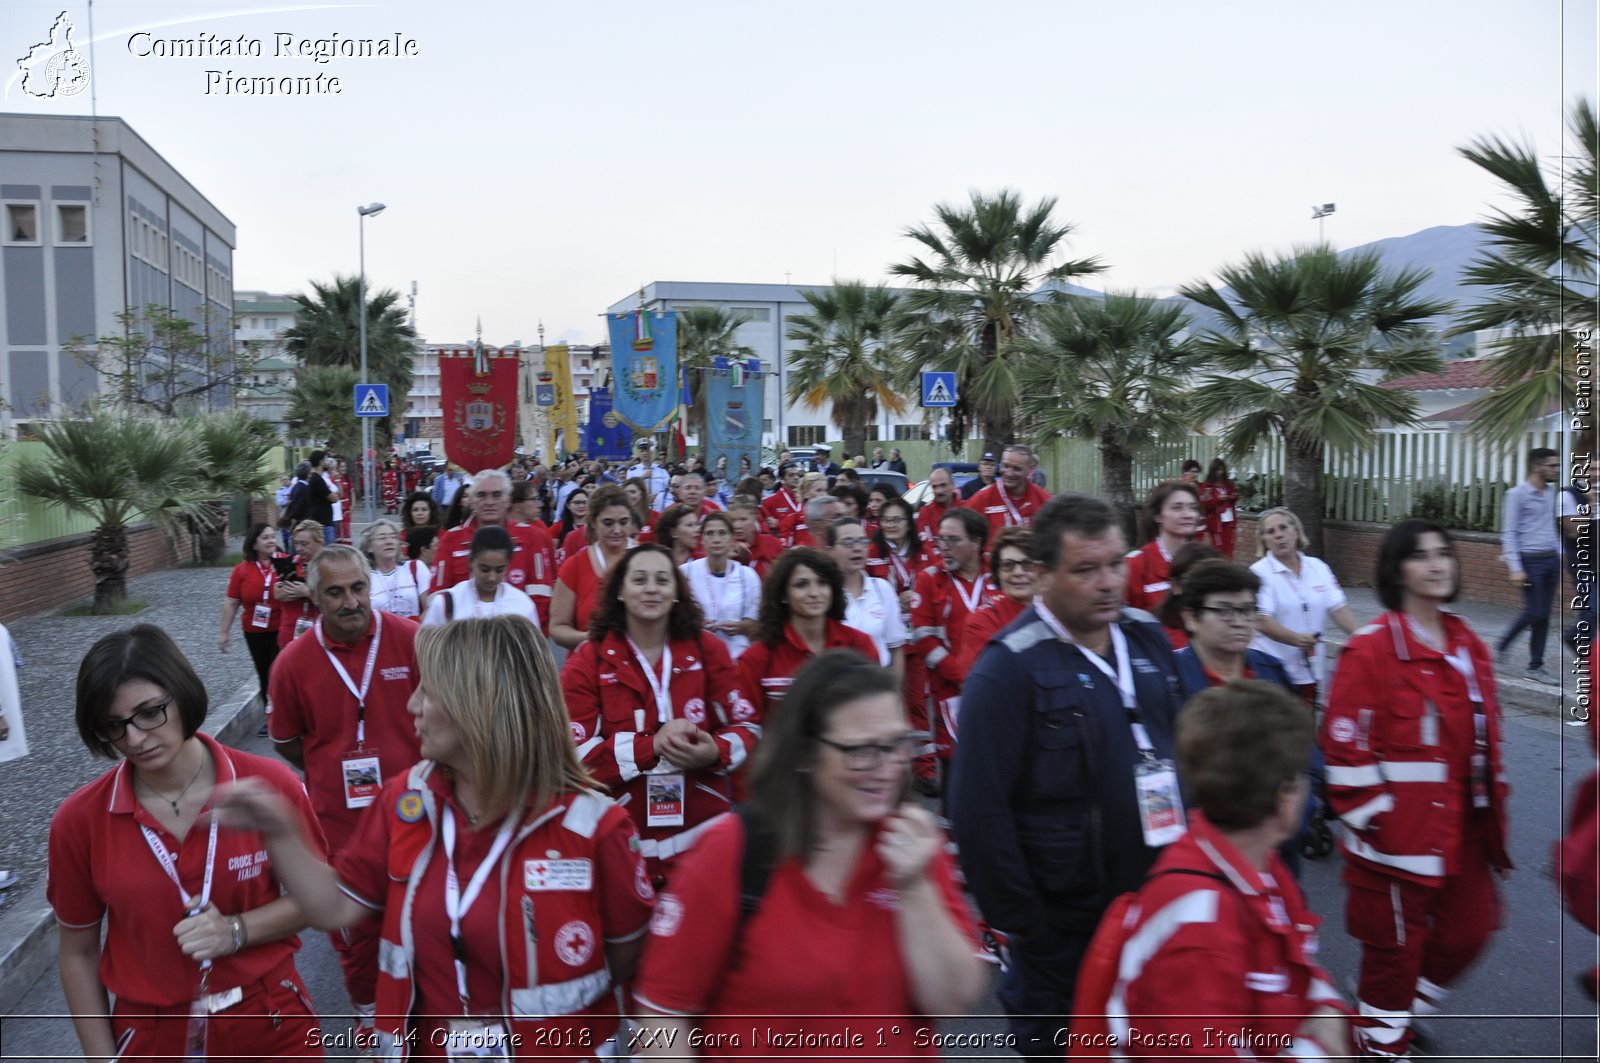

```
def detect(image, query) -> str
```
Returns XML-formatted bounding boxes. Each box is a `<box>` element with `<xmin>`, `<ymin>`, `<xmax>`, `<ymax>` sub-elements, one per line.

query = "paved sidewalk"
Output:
<box><xmin>0</xmin><ymin>556</ymin><xmax>264</xmax><ymax>1011</ymax></box>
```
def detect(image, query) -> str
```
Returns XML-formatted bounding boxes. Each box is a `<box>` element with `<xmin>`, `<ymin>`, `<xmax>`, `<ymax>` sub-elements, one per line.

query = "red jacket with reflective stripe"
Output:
<box><xmin>1320</xmin><ymin>611</ymin><xmax>1510</xmax><ymax>884</ymax></box>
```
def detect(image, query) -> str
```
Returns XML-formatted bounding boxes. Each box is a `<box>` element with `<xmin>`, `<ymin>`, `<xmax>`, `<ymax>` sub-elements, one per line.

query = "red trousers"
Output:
<box><xmin>1344</xmin><ymin>838</ymin><xmax>1502</xmax><ymax>1029</ymax></box>
<box><xmin>111</xmin><ymin>960</ymin><xmax>321</xmax><ymax>1061</ymax></box>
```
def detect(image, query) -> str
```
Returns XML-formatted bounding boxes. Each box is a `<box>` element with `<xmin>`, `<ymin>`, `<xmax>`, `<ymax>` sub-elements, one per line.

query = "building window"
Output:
<box><xmin>762</xmin><ymin>419</ymin><xmax>773</xmax><ymax>435</ymax></box>
<box><xmin>55</xmin><ymin>204</ymin><xmax>89</xmax><ymax>243</ymax></box>
<box><xmin>788</xmin><ymin>425</ymin><xmax>826</xmax><ymax>447</ymax></box>
<box><xmin>265</xmin><ymin>317</ymin><xmax>278</xmax><ymax>329</ymax></box>
<box><xmin>892</xmin><ymin>423</ymin><xmax>929</xmax><ymax>441</ymax></box>
<box><xmin>5</xmin><ymin>203</ymin><xmax>40</xmax><ymax>244</ymax></box>
<box><xmin>731</xmin><ymin>307</ymin><xmax>771</xmax><ymax>324</ymax></box>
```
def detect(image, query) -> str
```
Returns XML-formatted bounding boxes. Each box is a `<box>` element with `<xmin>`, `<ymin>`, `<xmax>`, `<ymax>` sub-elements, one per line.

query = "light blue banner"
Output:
<box><xmin>704</xmin><ymin>362</ymin><xmax>763</xmax><ymax>476</ymax></box>
<box><xmin>608</xmin><ymin>311</ymin><xmax>678</xmax><ymax>435</ymax></box>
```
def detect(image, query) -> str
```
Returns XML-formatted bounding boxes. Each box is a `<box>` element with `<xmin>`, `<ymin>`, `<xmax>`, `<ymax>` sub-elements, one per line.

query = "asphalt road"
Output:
<box><xmin>1</xmin><ymin>694</ymin><xmax>1595</xmax><ymax>1061</ymax></box>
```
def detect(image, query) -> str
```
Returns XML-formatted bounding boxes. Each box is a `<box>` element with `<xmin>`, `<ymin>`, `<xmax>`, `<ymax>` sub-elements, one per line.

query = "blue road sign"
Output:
<box><xmin>354</xmin><ymin>383</ymin><xmax>389</xmax><ymax>417</ymax></box>
<box><xmin>920</xmin><ymin>371</ymin><xmax>957</xmax><ymax>408</ymax></box>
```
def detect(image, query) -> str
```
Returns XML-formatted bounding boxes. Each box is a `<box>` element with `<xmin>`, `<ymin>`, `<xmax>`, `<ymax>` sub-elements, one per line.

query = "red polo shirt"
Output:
<box><xmin>268</xmin><ymin>611</ymin><xmax>422</xmax><ymax>852</ymax></box>
<box><xmin>1124</xmin><ymin>540</ymin><xmax>1173</xmax><ymax>614</ymax></box>
<box><xmin>914</xmin><ymin>498</ymin><xmax>953</xmax><ymax>545</ymax></box>
<box><xmin>737</xmin><ymin>621</ymin><xmax>879</xmax><ymax>718</ymax></box>
<box><xmin>226</xmin><ymin>559</ymin><xmax>281</xmax><ymax>634</ymax></box>
<box><xmin>47</xmin><ymin>733</ymin><xmax>326</xmax><ymax>1007</ymax></box>
<box><xmin>964</xmin><ymin>481</ymin><xmax>1052</xmax><ymax>536</ymax></box>
<box><xmin>557</xmin><ymin>548</ymin><xmax>616</xmax><ymax>636</ymax></box>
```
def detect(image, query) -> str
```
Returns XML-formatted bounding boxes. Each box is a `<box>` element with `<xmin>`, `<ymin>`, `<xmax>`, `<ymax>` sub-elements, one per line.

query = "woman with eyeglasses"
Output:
<box><xmin>555</xmin><ymin>488</ymin><xmax>591</xmax><ymax>564</ymax></box>
<box><xmin>631</xmin><ymin>652</ymin><xmax>987</xmax><ymax>1058</ymax></box>
<box><xmin>562</xmin><ymin>545</ymin><xmax>757</xmax><ymax>883</ymax></box>
<box><xmin>50</xmin><ymin>625</ymin><xmax>325</xmax><ymax>1062</ymax></box>
<box><xmin>827</xmin><ymin>517</ymin><xmax>907</xmax><ymax>678</ymax></box>
<box><xmin>866</xmin><ymin>498</ymin><xmax>937</xmax><ymax>612</ymax></box>
<box><xmin>866</xmin><ymin>482</ymin><xmax>898</xmax><ymax>534</ymax></box>
<box><xmin>953</xmin><ymin>527</ymin><xmax>1035</xmax><ymax>676</ymax></box>
<box><xmin>1250</xmin><ymin>506</ymin><xmax>1361</xmax><ymax>703</ymax></box>
<box><xmin>550</xmin><ymin>485</ymin><xmax>639</xmax><ymax>651</ymax></box>
<box><xmin>218</xmin><ymin>615</ymin><xmax>656</xmax><ymax>1060</ymax></box>
<box><xmin>1321</xmin><ymin>520</ymin><xmax>1510</xmax><ymax>1059</ymax></box>
<box><xmin>361</xmin><ymin>517</ymin><xmax>431</xmax><ymax>621</ymax></box>
<box><xmin>681</xmin><ymin>511</ymin><xmax>761</xmax><ymax>659</ymax></box>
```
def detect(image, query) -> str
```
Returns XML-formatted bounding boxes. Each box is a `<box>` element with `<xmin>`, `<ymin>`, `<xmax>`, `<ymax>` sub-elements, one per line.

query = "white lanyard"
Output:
<box><xmin>255</xmin><ymin>561</ymin><xmax>274</xmax><ymax>602</ymax></box>
<box><xmin>952</xmin><ymin>574</ymin><xmax>989</xmax><ymax>615</ymax></box>
<box><xmin>316</xmin><ymin>612</ymin><xmax>384</xmax><ymax>746</ymax></box>
<box><xmin>626</xmin><ymin>637</ymin><xmax>674</xmax><ymax>725</ymax></box>
<box><xmin>999</xmin><ymin>486</ymin><xmax>1025</xmax><ymax>526</ymax></box>
<box><xmin>1440</xmin><ymin>643</ymin><xmax>1485</xmax><ymax>705</ymax></box>
<box><xmin>886</xmin><ymin>543</ymin><xmax>911</xmax><ymax>589</ymax></box>
<box><xmin>590</xmin><ymin>545</ymin><xmax>609</xmax><ymax>577</ymax></box>
<box><xmin>1032</xmin><ymin>600</ymin><xmax>1155</xmax><ymax>756</ymax></box>
<box><xmin>441</xmin><ymin>807</ymin><xmax>520</xmax><ymax>1011</ymax></box>
<box><xmin>778</xmin><ymin>488</ymin><xmax>798</xmax><ymax>512</ymax></box>
<box><xmin>1155</xmin><ymin>537</ymin><xmax>1173</xmax><ymax>565</ymax></box>
<box><xmin>140</xmin><ymin>817</ymin><xmax>221</xmax><ymax>969</ymax></box>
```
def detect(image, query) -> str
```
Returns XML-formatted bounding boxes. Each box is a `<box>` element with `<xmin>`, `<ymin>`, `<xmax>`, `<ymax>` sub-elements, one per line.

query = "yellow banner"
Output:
<box><xmin>546</xmin><ymin>344</ymin><xmax>580</xmax><ymax>460</ymax></box>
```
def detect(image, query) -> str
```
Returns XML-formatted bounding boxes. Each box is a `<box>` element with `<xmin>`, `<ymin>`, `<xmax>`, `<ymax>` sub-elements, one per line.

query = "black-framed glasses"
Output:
<box><xmin>97</xmin><ymin>697</ymin><xmax>172</xmax><ymax>742</ymax></box>
<box><xmin>816</xmin><ymin>732</ymin><xmax>928</xmax><ymax>771</ymax></box>
<box><xmin>834</xmin><ymin>536</ymin><xmax>870</xmax><ymax>549</ymax></box>
<box><xmin>1195</xmin><ymin>604</ymin><xmax>1256</xmax><ymax>622</ymax></box>
<box><xmin>997</xmin><ymin>558</ymin><xmax>1034</xmax><ymax>573</ymax></box>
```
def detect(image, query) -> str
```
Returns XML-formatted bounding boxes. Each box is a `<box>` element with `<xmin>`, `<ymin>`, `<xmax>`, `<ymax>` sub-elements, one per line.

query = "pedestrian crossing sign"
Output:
<box><xmin>921</xmin><ymin>371</ymin><xmax>957</xmax><ymax>408</ymax></box>
<box><xmin>354</xmin><ymin>383</ymin><xmax>389</xmax><ymax>417</ymax></box>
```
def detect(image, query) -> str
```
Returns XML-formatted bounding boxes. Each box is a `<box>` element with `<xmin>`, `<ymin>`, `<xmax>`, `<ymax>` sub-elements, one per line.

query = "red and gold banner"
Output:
<box><xmin>439</xmin><ymin>345</ymin><xmax>520</xmax><ymax>471</ymax></box>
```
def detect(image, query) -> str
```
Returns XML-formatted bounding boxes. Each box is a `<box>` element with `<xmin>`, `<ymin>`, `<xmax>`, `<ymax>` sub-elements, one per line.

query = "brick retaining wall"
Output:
<box><xmin>0</xmin><ymin>525</ymin><xmax>184</xmax><ymax>623</ymax></box>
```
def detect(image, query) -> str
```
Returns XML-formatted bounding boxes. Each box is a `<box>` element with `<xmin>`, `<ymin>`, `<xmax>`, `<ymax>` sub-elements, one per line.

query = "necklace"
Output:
<box><xmin>139</xmin><ymin>748</ymin><xmax>208</xmax><ymax>816</ymax></box>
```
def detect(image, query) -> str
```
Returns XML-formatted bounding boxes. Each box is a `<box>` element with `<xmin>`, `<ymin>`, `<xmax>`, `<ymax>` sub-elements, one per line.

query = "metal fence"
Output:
<box><xmin>0</xmin><ymin>442</ymin><xmax>104</xmax><ymax>549</ymax></box>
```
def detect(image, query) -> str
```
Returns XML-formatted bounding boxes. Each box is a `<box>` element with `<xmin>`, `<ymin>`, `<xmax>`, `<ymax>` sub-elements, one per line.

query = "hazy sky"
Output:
<box><xmin>5</xmin><ymin>0</ymin><xmax>1594</xmax><ymax>344</ymax></box>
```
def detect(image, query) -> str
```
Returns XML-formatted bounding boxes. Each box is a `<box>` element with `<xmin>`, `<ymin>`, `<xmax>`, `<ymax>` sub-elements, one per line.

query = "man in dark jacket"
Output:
<box><xmin>303</xmin><ymin>449</ymin><xmax>339</xmax><ymax>544</ymax></box>
<box><xmin>951</xmin><ymin>492</ymin><xmax>1184</xmax><ymax>1060</ymax></box>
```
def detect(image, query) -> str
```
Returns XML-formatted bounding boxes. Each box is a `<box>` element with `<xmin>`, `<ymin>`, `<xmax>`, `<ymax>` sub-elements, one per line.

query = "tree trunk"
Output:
<box><xmin>89</xmin><ymin>523</ymin><xmax>130</xmax><ymax>613</ymax></box>
<box><xmin>197</xmin><ymin>500</ymin><xmax>230</xmax><ymax>563</ymax></box>
<box><xmin>1101</xmin><ymin>438</ymin><xmax>1138</xmax><ymax>547</ymax></box>
<box><xmin>1284</xmin><ymin>437</ymin><xmax>1325</xmax><ymax>558</ymax></box>
<box><xmin>843</xmin><ymin>424</ymin><xmax>868</xmax><ymax>465</ymax></box>
<box><xmin>981</xmin><ymin>412</ymin><xmax>1016</xmax><ymax>464</ymax></box>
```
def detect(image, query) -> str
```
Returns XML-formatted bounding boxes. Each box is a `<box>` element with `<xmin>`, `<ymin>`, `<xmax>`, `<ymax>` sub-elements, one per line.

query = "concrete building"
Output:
<box><xmin>0</xmin><ymin>113</ymin><xmax>236</xmax><ymax>437</ymax></box>
<box><xmin>231</xmin><ymin>290</ymin><xmax>300</xmax><ymax>436</ymax></box>
<box><xmin>604</xmin><ymin>281</ymin><xmax>932</xmax><ymax>452</ymax></box>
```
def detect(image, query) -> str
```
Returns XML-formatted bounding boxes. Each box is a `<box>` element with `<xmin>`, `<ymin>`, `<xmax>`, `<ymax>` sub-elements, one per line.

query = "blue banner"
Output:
<box><xmin>704</xmin><ymin>362</ymin><xmax>763</xmax><ymax>477</ymax></box>
<box><xmin>582</xmin><ymin>386</ymin><xmax>632</xmax><ymax>461</ymax></box>
<box><xmin>608</xmin><ymin>310</ymin><xmax>678</xmax><ymax>435</ymax></box>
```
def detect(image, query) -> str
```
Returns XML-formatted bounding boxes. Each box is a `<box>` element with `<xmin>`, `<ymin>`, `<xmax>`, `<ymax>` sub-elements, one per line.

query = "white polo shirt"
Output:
<box><xmin>1250</xmin><ymin>552</ymin><xmax>1347</xmax><ymax>686</ymax></box>
<box><xmin>844</xmin><ymin>575</ymin><xmax>908</xmax><ymax>668</ymax></box>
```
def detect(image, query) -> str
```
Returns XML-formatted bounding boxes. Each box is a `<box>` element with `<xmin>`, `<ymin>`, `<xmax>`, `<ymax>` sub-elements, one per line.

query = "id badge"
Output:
<box><xmin>183</xmin><ymin>992</ymin><xmax>210</xmax><ymax>1060</ymax></box>
<box><xmin>251</xmin><ymin>604</ymin><xmax>274</xmax><ymax>629</ymax></box>
<box><xmin>342</xmin><ymin>751</ymin><xmax>383</xmax><ymax>809</ymax></box>
<box><xmin>646</xmin><ymin>772</ymin><xmax>686</xmax><ymax>827</ymax></box>
<box><xmin>1133</xmin><ymin>758</ymin><xmax>1186</xmax><ymax>847</ymax></box>
<box><xmin>293</xmin><ymin>616</ymin><xmax>314</xmax><ymax>639</ymax></box>
<box><xmin>444</xmin><ymin>1019</ymin><xmax>511</xmax><ymax>1059</ymax></box>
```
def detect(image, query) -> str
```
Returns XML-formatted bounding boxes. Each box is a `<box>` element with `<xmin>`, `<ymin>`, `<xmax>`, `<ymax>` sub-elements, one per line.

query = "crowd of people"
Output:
<box><xmin>42</xmin><ymin>437</ymin><xmax>1586</xmax><ymax>1062</ymax></box>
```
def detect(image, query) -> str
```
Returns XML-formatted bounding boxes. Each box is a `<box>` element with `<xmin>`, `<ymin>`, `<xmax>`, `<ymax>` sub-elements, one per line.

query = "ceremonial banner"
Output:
<box><xmin>546</xmin><ymin>344</ymin><xmax>581</xmax><ymax>462</ymax></box>
<box><xmin>608</xmin><ymin>310</ymin><xmax>678</xmax><ymax>435</ymax></box>
<box><xmin>704</xmin><ymin>360</ymin><xmax>763</xmax><ymax>475</ymax></box>
<box><xmin>439</xmin><ymin>345</ymin><xmax>519</xmax><ymax>471</ymax></box>
<box><xmin>582</xmin><ymin>387</ymin><xmax>631</xmax><ymax>460</ymax></box>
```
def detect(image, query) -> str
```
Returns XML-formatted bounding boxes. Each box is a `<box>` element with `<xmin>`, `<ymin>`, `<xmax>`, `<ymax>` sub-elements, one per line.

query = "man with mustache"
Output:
<box><xmin>267</xmin><ymin>544</ymin><xmax>422</xmax><ymax>1042</ymax></box>
<box><xmin>950</xmin><ymin>492</ymin><xmax>1185</xmax><ymax>1062</ymax></box>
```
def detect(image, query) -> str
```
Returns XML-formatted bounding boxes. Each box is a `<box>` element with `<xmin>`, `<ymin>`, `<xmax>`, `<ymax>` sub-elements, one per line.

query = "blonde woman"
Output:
<box><xmin>219</xmin><ymin>615</ymin><xmax>655</xmax><ymax>1059</ymax></box>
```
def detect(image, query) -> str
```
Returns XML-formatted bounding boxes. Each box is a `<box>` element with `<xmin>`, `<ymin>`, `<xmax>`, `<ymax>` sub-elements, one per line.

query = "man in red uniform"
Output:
<box><xmin>789</xmin><ymin>494</ymin><xmax>841</xmax><ymax>550</ymax></box>
<box><xmin>434</xmin><ymin>468</ymin><xmax>557</xmax><ymax>629</ymax></box>
<box><xmin>909</xmin><ymin>507</ymin><xmax>991</xmax><ymax>793</ymax></box>
<box><xmin>965</xmin><ymin>444</ymin><xmax>1052</xmax><ymax>538</ymax></box>
<box><xmin>916</xmin><ymin>467</ymin><xmax>958</xmax><ymax>545</ymax></box>
<box><xmin>759</xmin><ymin>462</ymin><xmax>803</xmax><ymax>536</ymax></box>
<box><xmin>675</xmin><ymin>469</ymin><xmax>724</xmax><ymax>514</ymax></box>
<box><xmin>268</xmin><ymin>544</ymin><xmax>422</xmax><ymax>1036</ymax></box>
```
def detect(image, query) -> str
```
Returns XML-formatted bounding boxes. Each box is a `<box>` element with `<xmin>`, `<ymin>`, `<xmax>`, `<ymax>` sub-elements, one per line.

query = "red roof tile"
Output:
<box><xmin>1382</xmin><ymin>360</ymin><xmax>1496</xmax><ymax>392</ymax></box>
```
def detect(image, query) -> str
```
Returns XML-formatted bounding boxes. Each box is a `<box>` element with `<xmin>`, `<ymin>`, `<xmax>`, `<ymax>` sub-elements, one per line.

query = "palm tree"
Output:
<box><xmin>15</xmin><ymin>410</ymin><xmax>205</xmax><ymax>612</ymax></box>
<box><xmin>282</xmin><ymin>274</ymin><xmax>416</xmax><ymax>447</ymax></box>
<box><xmin>287</xmin><ymin>364</ymin><xmax>362</xmax><ymax>456</ymax></box>
<box><xmin>1015</xmin><ymin>293</ymin><xmax>1199</xmax><ymax>542</ymax></box>
<box><xmin>676</xmin><ymin>306</ymin><xmax>757</xmax><ymax>458</ymax></box>
<box><xmin>888</xmin><ymin>189</ymin><xmax>1105</xmax><ymax>455</ymax></box>
<box><xmin>785</xmin><ymin>281</ymin><xmax>908</xmax><ymax>460</ymax></box>
<box><xmin>1451</xmin><ymin>97</ymin><xmax>1597</xmax><ymax>441</ymax></box>
<box><xmin>190</xmin><ymin>411</ymin><xmax>282</xmax><ymax>562</ymax></box>
<box><xmin>1182</xmin><ymin>246</ymin><xmax>1450</xmax><ymax>555</ymax></box>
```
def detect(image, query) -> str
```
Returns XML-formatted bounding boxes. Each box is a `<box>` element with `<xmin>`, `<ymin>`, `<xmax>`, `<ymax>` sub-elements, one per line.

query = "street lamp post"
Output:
<box><xmin>357</xmin><ymin>202</ymin><xmax>386</xmax><ymax>524</ymax></box>
<box><xmin>1311</xmin><ymin>202</ymin><xmax>1336</xmax><ymax>245</ymax></box>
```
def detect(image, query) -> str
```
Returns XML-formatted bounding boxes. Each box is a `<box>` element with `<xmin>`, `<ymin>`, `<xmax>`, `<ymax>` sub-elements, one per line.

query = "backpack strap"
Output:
<box><xmin>443</xmin><ymin>588</ymin><xmax>454</xmax><ymax>622</ymax></box>
<box><xmin>734</xmin><ymin>804</ymin><xmax>779</xmax><ymax>923</ymax></box>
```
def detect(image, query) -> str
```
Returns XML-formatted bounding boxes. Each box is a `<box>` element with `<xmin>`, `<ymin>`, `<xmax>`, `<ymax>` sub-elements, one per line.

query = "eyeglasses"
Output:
<box><xmin>997</xmin><ymin>558</ymin><xmax>1034</xmax><ymax>573</ymax></box>
<box><xmin>935</xmin><ymin>536</ymin><xmax>969</xmax><ymax>548</ymax></box>
<box><xmin>816</xmin><ymin>732</ymin><xmax>928</xmax><ymax>771</ymax></box>
<box><xmin>97</xmin><ymin>697</ymin><xmax>172</xmax><ymax>743</ymax></box>
<box><xmin>1195</xmin><ymin>604</ymin><xmax>1256</xmax><ymax>622</ymax></box>
<box><xmin>879</xmin><ymin>514</ymin><xmax>907</xmax><ymax>524</ymax></box>
<box><xmin>834</xmin><ymin>537</ymin><xmax>870</xmax><ymax>549</ymax></box>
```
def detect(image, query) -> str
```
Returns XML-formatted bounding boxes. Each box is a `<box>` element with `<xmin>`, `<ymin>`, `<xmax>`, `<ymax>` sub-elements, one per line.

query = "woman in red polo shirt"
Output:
<box><xmin>550</xmin><ymin>485</ymin><xmax>638</xmax><ymax>650</ymax></box>
<box><xmin>1124</xmin><ymin>480</ymin><xmax>1203</xmax><ymax>613</ymax></box>
<box><xmin>221</xmin><ymin>614</ymin><xmax>656</xmax><ymax>1061</ymax></box>
<box><xmin>954</xmin><ymin>526</ymin><xmax>1035</xmax><ymax>675</ymax></box>
<box><xmin>562</xmin><ymin>545</ymin><xmax>758</xmax><ymax>883</ymax></box>
<box><xmin>633</xmin><ymin>652</ymin><xmax>987</xmax><ymax>1058</ymax></box>
<box><xmin>50</xmin><ymin>625</ymin><xmax>324</xmax><ymax>1062</ymax></box>
<box><xmin>556</xmin><ymin>487</ymin><xmax>591</xmax><ymax>563</ymax></box>
<box><xmin>219</xmin><ymin>522</ymin><xmax>286</xmax><ymax>709</ymax></box>
<box><xmin>737</xmin><ymin>548</ymin><xmax>879</xmax><ymax>721</ymax></box>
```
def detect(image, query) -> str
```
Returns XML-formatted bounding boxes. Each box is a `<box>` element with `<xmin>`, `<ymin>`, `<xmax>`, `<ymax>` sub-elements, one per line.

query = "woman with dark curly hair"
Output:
<box><xmin>736</xmin><ymin>548</ymin><xmax>878</xmax><ymax>724</ymax></box>
<box><xmin>560</xmin><ymin>545</ymin><xmax>756</xmax><ymax>882</ymax></box>
<box><xmin>398</xmin><ymin>490</ymin><xmax>441</xmax><ymax>536</ymax></box>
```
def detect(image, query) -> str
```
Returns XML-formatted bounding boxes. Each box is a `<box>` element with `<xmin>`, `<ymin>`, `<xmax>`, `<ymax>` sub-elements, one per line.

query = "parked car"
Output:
<box><xmin>903</xmin><ymin>465</ymin><xmax>980</xmax><ymax>510</ymax></box>
<box><xmin>854</xmin><ymin>470</ymin><xmax>909</xmax><ymax>497</ymax></box>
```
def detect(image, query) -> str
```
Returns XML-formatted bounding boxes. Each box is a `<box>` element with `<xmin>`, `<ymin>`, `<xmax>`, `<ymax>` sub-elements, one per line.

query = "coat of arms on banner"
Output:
<box><xmin>453</xmin><ymin>386</ymin><xmax>506</xmax><ymax>449</ymax></box>
<box><xmin>630</xmin><ymin>356</ymin><xmax>660</xmax><ymax>393</ymax></box>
